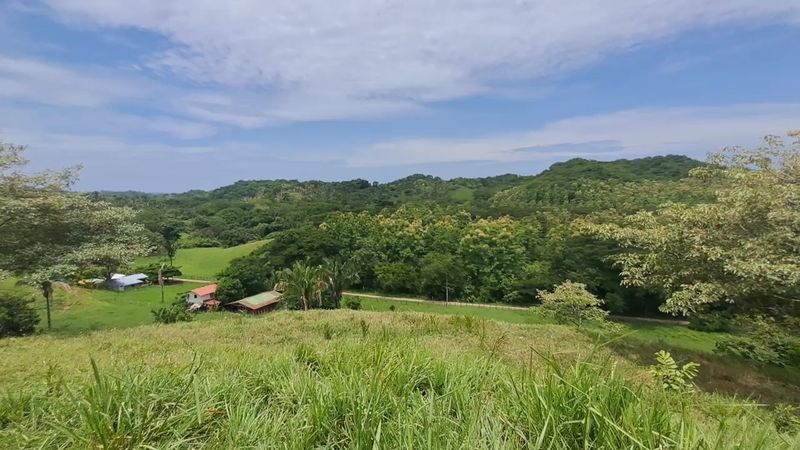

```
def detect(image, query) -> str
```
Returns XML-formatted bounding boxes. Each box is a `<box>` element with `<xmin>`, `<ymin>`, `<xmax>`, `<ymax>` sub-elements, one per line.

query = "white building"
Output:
<box><xmin>186</xmin><ymin>284</ymin><xmax>218</xmax><ymax>305</ymax></box>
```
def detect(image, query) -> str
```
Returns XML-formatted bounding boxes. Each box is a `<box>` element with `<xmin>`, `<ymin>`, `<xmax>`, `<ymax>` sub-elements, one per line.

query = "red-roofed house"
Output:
<box><xmin>186</xmin><ymin>284</ymin><xmax>218</xmax><ymax>306</ymax></box>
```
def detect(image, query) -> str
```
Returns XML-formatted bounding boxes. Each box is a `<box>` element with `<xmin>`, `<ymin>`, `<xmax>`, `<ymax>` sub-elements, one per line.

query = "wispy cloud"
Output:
<box><xmin>0</xmin><ymin>55</ymin><xmax>143</xmax><ymax>107</ymax></box>
<box><xmin>345</xmin><ymin>103</ymin><xmax>800</xmax><ymax>167</ymax></box>
<box><xmin>40</xmin><ymin>0</ymin><xmax>800</xmax><ymax>121</ymax></box>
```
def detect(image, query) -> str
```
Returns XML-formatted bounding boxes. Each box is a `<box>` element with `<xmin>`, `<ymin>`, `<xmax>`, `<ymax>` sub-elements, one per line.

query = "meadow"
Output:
<box><xmin>353</xmin><ymin>296</ymin><xmax>800</xmax><ymax>405</ymax></box>
<box><xmin>136</xmin><ymin>240</ymin><xmax>267</xmax><ymax>280</ymax></box>
<box><xmin>0</xmin><ymin>279</ymin><xmax>203</xmax><ymax>335</ymax></box>
<box><xmin>1</xmin><ymin>310</ymin><xmax>797</xmax><ymax>449</ymax></box>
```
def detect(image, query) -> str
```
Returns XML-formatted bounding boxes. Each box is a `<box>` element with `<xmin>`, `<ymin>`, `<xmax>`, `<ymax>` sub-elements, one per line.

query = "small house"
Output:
<box><xmin>228</xmin><ymin>291</ymin><xmax>283</xmax><ymax>315</ymax></box>
<box><xmin>186</xmin><ymin>284</ymin><xmax>218</xmax><ymax>305</ymax></box>
<box><xmin>108</xmin><ymin>273</ymin><xmax>147</xmax><ymax>292</ymax></box>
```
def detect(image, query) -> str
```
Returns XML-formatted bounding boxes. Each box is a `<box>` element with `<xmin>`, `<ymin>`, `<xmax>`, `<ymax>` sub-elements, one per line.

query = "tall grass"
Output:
<box><xmin>1</xmin><ymin>332</ymin><xmax>794</xmax><ymax>449</ymax></box>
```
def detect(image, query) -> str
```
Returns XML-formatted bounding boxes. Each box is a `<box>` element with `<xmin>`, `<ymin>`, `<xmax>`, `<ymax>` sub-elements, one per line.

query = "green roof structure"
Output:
<box><xmin>229</xmin><ymin>291</ymin><xmax>283</xmax><ymax>312</ymax></box>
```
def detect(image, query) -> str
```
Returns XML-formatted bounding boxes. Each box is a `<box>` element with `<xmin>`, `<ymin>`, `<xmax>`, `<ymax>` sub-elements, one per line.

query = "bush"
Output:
<box><xmin>536</xmin><ymin>281</ymin><xmax>608</xmax><ymax>327</ymax></box>
<box><xmin>343</xmin><ymin>297</ymin><xmax>362</xmax><ymax>310</ymax></box>
<box><xmin>649</xmin><ymin>350</ymin><xmax>699</xmax><ymax>393</ymax></box>
<box><xmin>0</xmin><ymin>292</ymin><xmax>40</xmax><ymax>338</ymax></box>
<box><xmin>714</xmin><ymin>315</ymin><xmax>800</xmax><ymax>367</ymax></box>
<box><xmin>151</xmin><ymin>298</ymin><xmax>193</xmax><ymax>324</ymax></box>
<box><xmin>688</xmin><ymin>312</ymin><xmax>731</xmax><ymax>332</ymax></box>
<box><xmin>773</xmin><ymin>404</ymin><xmax>800</xmax><ymax>433</ymax></box>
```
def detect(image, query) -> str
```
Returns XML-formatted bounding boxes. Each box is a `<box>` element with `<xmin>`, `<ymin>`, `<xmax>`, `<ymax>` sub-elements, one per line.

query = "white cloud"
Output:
<box><xmin>146</xmin><ymin>117</ymin><xmax>218</xmax><ymax>140</ymax></box>
<box><xmin>41</xmin><ymin>0</ymin><xmax>800</xmax><ymax>121</ymax></box>
<box><xmin>0</xmin><ymin>55</ymin><xmax>143</xmax><ymax>107</ymax></box>
<box><xmin>0</xmin><ymin>54</ymin><xmax>222</xmax><ymax>139</ymax></box>
<box><xmin>345</xmin><ymin>103</ymin><xmax>800</xmax><ymax>167</ymax></box>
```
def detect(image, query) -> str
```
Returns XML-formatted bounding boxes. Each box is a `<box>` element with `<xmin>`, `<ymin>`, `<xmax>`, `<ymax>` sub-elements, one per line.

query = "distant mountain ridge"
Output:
<box><xmin>99</xmin><ymin>155</ymin><xmax>704</xmax><ymax>247</ymax></box>
<box><xmin>96</xmin><ymin>155</ymin><xmax>701</xmax><ymax>198</ymax></box>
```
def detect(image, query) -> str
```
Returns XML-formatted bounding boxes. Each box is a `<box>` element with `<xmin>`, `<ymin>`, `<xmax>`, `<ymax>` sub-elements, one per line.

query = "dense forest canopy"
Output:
<box><xmin>104</xmin><ymin>154</ymin><xmax>708</xmax><ymax>315</ymax></box>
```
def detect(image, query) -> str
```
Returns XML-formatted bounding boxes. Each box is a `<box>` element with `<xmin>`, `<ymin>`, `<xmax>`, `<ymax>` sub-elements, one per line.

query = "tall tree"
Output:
<box><xmin>580</xmin><ymin>132</ymin><xmax>800</xmax><ymax>316</ymax></box>
<box><xmin>0</xmin><ymin>141</ymin><xmax>151</xmax><ymax>327</ymax></box>
<box><xmin>157</xmin><ymin>221</ymin><xmax>182</xmax><ymax>266</ymax></box>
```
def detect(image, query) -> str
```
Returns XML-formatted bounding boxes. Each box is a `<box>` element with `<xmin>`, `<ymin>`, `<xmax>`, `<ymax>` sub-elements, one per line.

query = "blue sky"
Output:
<box><xmin>2</xmin><ymin>1</ymin><xmax>800</xmax><ymax>192</ymax></box>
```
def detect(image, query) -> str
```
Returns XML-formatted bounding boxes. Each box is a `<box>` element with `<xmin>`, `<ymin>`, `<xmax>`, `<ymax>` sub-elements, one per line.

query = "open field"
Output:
<box><xmin>353</xmin><ymin>296</ymin><xmax>720</xmax><ymax>352</ymax></box>
<box><xmin>353</xmin><ymin>296</ymin><xmax>800</xmax><ymax>404</ymax></box>
<box><xmin>1</xmin><ymin>280</ymin><xmax>204</xmax><ymax>335</ymax></box>
<box><xmin>136</xmin><ymin>240</ymin><xmax>267</xmax><ymax>280</ymax></box>
<box><xmin>1</xmin><ymin>310</ymin><xmax>797</xmax><ymax>449</ymax></box>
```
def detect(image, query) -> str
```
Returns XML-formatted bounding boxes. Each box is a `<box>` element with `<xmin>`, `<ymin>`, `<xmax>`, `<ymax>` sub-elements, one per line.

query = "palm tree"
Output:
<box><xmin>323</xmin><ymin>257</ymin><xmax>359</xmax><ymax>309</ymax></box>
<box><xmin>276</xmin><ymin>261</ymin><xmax>327</xmax><ymax>311</ymax></box>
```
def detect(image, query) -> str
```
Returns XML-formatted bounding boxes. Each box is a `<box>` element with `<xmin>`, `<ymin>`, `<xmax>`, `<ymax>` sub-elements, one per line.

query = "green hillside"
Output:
<box><xmin>1</xmin><ymin>310</ymin><xmax>796</xmax><ymax>449</ymax></box>
<box><xmin>136</xmin><ymin>240</ymin><xmax>267</xmax><ymax>280</ymax></box>
<box><xmin>103</xmin><ymin>155</ymin><xmax>703</xmax><ymax>248</ymax></box>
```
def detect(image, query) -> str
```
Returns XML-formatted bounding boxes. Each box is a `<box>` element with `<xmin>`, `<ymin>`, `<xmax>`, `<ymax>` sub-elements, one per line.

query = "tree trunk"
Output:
<box><xmin>41</xmin><ymin>282</ymin><xmax>53</xmax><ymax>331</ymax></box>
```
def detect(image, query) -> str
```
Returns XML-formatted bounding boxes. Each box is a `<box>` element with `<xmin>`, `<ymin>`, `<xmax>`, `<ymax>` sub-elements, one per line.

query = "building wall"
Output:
<box><xmin>186</xmin><ymin>293</ymin><xmax>213</xmax><ymax>304</ymax></box>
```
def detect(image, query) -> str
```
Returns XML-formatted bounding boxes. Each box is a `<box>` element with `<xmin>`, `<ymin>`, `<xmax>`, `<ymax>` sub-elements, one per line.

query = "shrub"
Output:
<box><xmin>773</xmin><ymin>404</ymin><xmax>800</xmax><ymax>433</ymax></box>
<box><xmin>688</xmin><ymin>312</ymin><xmax>731</xmax><ymax>332</ymax></box>
<box><xmin>343</xmin><ymin>297</ymin><xmax>362</xmax><ymax>310</ymax></box>
<box><xmin>151</xmin><ymin>299</ymin><xmax>193</xmax><ymax>324</ymax></box>
<box><xmin>649</xmin><ymin>350</ymin><xmax>699</xmax><ymax>392</ymax></box>
<box><xmin>536</xmin><ymin>281</ymin><xmax>608</xmax><ymax>327</ymax></box>
<box><xmin>714</xmin><ymin>315</ymin><xmax>800</xmax><ymax>367</ymax></box>
<box><xmin>0</xmin><ymin>292</ymin><xmax>40</xmax><ymax>338</ymax></box>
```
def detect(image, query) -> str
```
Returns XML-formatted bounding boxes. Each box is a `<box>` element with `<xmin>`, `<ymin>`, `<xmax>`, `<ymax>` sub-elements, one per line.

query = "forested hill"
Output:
<box><xmin>99</xmin><ymin>154</ymin><xmax>708</xmax><ymax>314</ymax></box>
<box><xmin>101</xmin><ymin>155</ymin><xmax>702</xmax><ymax>230</ymax></box>
<box><xmin>101</xmin><ymin>154</ymin><xmax>703</xmax><ymax>247</ymax></box>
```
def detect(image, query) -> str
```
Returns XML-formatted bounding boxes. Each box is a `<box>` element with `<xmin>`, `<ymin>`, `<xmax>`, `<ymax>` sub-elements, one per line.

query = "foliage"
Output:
<box><xmin>215</xmin><ymin>277</ymin><xmax>246</xmax><ymax>304</ymax></box>
<box><xmin>105</xmin><ymin>155</ymin><xmax>703</xmax><ymax>313</ymax></box>
<box><xmin>374</xmin><ymin>261</ymin><xmax>419</xmax><ymax>293</ymax></box>
<box><xmin>418</xmin><ymin>252</ymin><xmax>467</xmax><ymax>299</ymax></box>
<box><xmin>135</xmin><ymin>263</ymin><xmax>182</xmax><ymax>281</ymax></box>
<box><xmin>322</xmin><ymin>257</ymin><xmax>359</xmax><ymax>308</ymax></box>
<box><xmin>0</xmin><ymin>141</ymin><xmax>151</xmax><ymax>284</ymax></box>
<box><xmin>0</xmin><ymin>291</ymin><xmax>39</xmax><ymax>338</ymax></box>
<box><xmin>773</xmin><ymin>404</ymin><xmax>800</xmax><ymax>433</ymax></box>
<box><xmin>151</xmin><ymin>297</ymin><xmax>193</xmax><ymax>324</ymax></box>
<box><xmin>649</xmin><ymin>350</ymin><xmax>700</xmax><ymax>392</ymax></box>
<box><xmin>581</xmin><ymin>132</ymin><xmax>800</xmax><ymax>316</ymax></box>
<box><xmin>276</xmin><ymin>261</ymin><xmax>327</xmax><ymax>310</ymax></box>
<box><xmin>343</xmin><ymin>297</ymin><xmax>362</xmax><ymax>310</ymax></box>
<box><xmin>156</xmin><ymin>220</ymin><xmax>182</xmax><ymax>265</ymax></box>
<box><xmin>687</xmin><ymin>312</ymin><xmax>732</xmax><ymax>332</ymax></box>
<box><xmin>536</xmin><ymin>281</ymin><xmax>608</xmax><ymax>327</ymax></box>
<box><xmin>714</xmin><ymin>315</ymin><xmax>800</xmax><ymax>367</ymax></box>
<box><xmin>214</xmin><ymin>246</ymin><xmax>273</xmax><ymax>298</ymax></box>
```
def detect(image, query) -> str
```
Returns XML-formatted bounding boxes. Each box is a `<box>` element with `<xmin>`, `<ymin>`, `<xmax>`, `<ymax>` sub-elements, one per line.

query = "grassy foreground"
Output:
<box><xmin>136</xmin><ymin>240</ymin><xmax>267</xmax><ymax>280</ymax></box>
<box><xmin>355</xmin><ymin>296</ymin><xmax>800</xmax><ymax>405</ymax></box>
<box><xmin>1</xmin><ymin>310</ymin><xmax>796</xmax><ymax>449</ymax></box>
<box><xmin>40</xmin><ymin>283</ymin><xmax>205</xmax><ymax>335</ymax></box>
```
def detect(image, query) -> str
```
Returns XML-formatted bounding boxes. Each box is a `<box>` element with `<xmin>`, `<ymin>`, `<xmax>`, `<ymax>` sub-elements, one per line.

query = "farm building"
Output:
<box><xmin>186</xmin><ymin>284</ymin><xmax>218</xmax><ymax>305</ymax></box>
<box><xmin>108</xmin><ymin>273</ymin><xmax>147</xmax><ymax>292</ymax></box>
<box><xmin>228</xmin><ymin>291</ymin><xmax>283</xmax><ymax>315</ymax></box>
